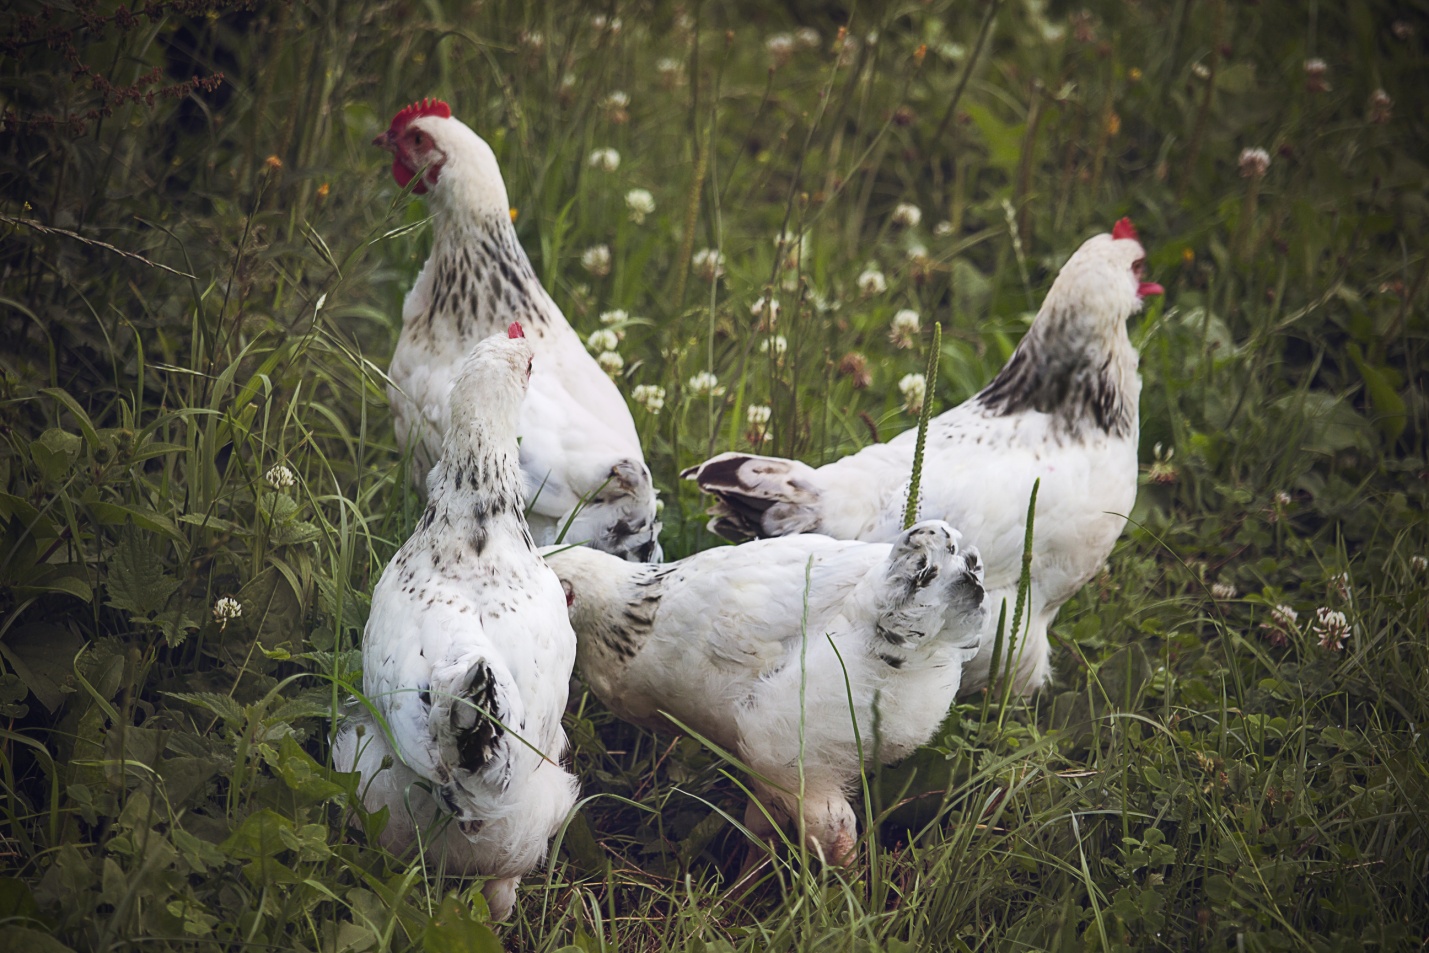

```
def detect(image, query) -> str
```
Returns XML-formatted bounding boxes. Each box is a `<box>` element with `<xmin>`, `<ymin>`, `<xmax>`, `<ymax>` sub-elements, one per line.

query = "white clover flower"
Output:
<box><xmin>1210</xmin><ymin>582</ymin><xmax>1238</xmax><ymax>601</ymax></box>
<box><xmin>212</xmin><ymin>595</ymin><xmax>243</xmax><ymax>630</ymax></box>
<box><xmin>746</xmin><ymin>404</ymin><xmax>772</xmax><ymax>426</ymax></box>
<box><xmin>1303</xmin><ymin>57</ymin><xmax>1327</xmax><ymax>76</ymax></box>
<box><xmin>775</xmin><ymin>229</ymin><xmax>809</xmax><ymax>269</ymax></box>
<box><xmin>1274</xmin><ymin>490</ymin><xmax>1293</xmax><ymax>506</ymax></box>
<box><xmin>603</xmin><ymin>90</ymin><xmax>630</xmax><ymax>109</ymax></box>
<box><xmin>688</xmin><ymin>371</ymin><xmax>725</xmax><ymax>398</ymax></box>
<box><xmin>1367</xmin><ymin>89</ymin><xmax>1392</xmax><ymax>124</ymax></box>
<box><xmin>600</xmin><ymin>308</ymin><xmax>628</xmax><ymax>326</ymax></box>
<box><xmin>751</xmin><ymin>296</ymin><xmax>781</xmax><ymax>323</ymax></box>
<box><xmin>1411</xmin><ymin>555</ymin><xmax>1427</xmax><ymax>573</ymax></box>
<box><xmin>587</xmin><ymin>147</ymin><xmax>621</xmax><ymax>172</ymax></box>
<box><xmin>795</xmin><ymin>27</ymin><xmax>821</xmax><ymax>49</ymax></box>
<box><xmin>692</xmin><ymin>248</ymin><xmax>725</xmax><ymax>281</ymax></box>
<box><xmin>760</xmin><ymin>335</ymin><xmax>788</xmax><ymax>362</ymax></box>
<box><xmin>857</xmin><ymin>265</ymin><xmax>887</xmax><ymax>296</ymax></box>
<box><xmin>1329</xmin><ymin>572</ymin><xmax>1350</xmax><ymax>601</ymax></box>
<box><xmin>656</xmin><ymin>58</ymin><xmax>683</xmax><ymax>81</ymax></box>
<box><xmin>597</xmin><ymin>350</ymin><xmax>624</xmax><ymax>377</ymax></box>
<box><xmin>1312</xmin><ymin>607</ymin><xmax>1350</xmax><ymax>651</ymax></box>
<box><xmin>521</xmin><ymin>30</ymin><xmax>545</xmax><ymax>50</ymax></box>
<box><xmin>1303</xmin><ymin>58</ymin><xmax>1330</xmax><ymax>92</ymax></box>
<box><xmin>626</xmin><ymin>188</ymin><xmax>656</xmax><ymax>223</ymax></box>
<box><xmin>933</xmin><ymin>220</ymin><xmax>954</xmax><ymax>237</ymax></box>
<box><xmin>632</xmin><ymin>384</ymin><xmax>666</xmax><ymax>414</ymax></box>
<box><xmin>587</xmin><ymin>328</ymin><xmax>620</xmax><ymax>353</ymax></box>
<box><xmin>1191</xmin><ymin>62</ymin><xmax>1210</xmax><ymax>80</ymax></box>
<box><xmin>265</xmin><ymin>464</ymin><xmax>296</xmax><ymax>491</ymax></box>
<box><xmin>892</xmin><ymin>202</ymin><xmax>922</xmax><ymax>228</ymax></box>
<box><xmin>766</xmin><ymin>32</ymin><xmax>795</xmax><ymax>65</ymax></box>
<box><xmin>1148</xmin><ymin>443</ymin><xmax>1177</xmax><ymax>485</ymax></box>
<box><xmin>906</xmin><ymin>242</ymin><xmax>930</xmax><ymax>264</ymax></box>
<box><xmin>899</xmin><ymin>372</ymin><xmax>927</xmax><ymax>414</ymax></box>
<box><xmin>1239</xmin><ymin>147</ymin><xmax>1271</xmax><ymax>179</ymax></box>
<box><xmin>581</xmin><ymin>244</ymin><xmax>612</xmax><ymax>276</ymax></box>
<box><xmin>889</xmin><ymin>308</ymin><xmax>920</xmax><ymax>348</ymax></box>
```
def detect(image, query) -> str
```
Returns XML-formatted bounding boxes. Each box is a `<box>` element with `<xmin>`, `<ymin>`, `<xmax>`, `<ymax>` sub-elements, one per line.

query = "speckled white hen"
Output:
<box><xmin>374</xmin><ymin>99</ymin><xmax>661</xmax><ymax>561</ymax></box>
<box><xmin>545</xmin><ymin>521</ymin><xmax>985</xmax><ymax>865</ymax></box>
<box><xmin>684</xmin><ymin>220</ymin><xmax>1164</xmax><ymax>695</ymax></box>
<box><xmin>342</xmin><ymin>325</ymin><xmax>578</xmax><ymax>921</ymax></box>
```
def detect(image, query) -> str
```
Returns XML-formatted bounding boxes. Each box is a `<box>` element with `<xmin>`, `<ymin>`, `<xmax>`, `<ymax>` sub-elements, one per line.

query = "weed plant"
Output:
<box><xmin>1</xmin><ymin>0</ymin><xmax>1425</xmax><ymax>950</ymax></box>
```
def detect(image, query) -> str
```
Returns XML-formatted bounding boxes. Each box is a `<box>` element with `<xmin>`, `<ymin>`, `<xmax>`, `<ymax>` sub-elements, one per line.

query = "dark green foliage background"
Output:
<box><xmin>0</xmin><ymin>0</ymin><xmax>1425</xmax><ymax>949</ymax></box>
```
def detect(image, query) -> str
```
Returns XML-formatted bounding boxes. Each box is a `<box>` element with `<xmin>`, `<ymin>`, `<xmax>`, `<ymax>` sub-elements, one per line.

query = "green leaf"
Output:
<box><xmin>165</xmin><ymin>691</ymin><xmax>248</xmax><ymax>728</ymax></box>
<box><xmin>105</xmin><ymin>526</ymin><xmax>179</xmax><ymax>617</ymax></box>
<box><xmin>30</xmin><ymin>429</ymin><xmax>83</xmax><ymax>482</ymax></box>
<box><xmin>1347</xmin><ymin>343</ymin><xmax>1407</xmax><ymax>442</ymax></box>
<box><xmin>2</xmin><ymin>927</ymin><xmax>76</xmax><ymax>953</ymax></box>
<box><xmin>1214</xmin><ymin>62</ymin><xmax>1257</xmax><ymax>93</ymax></box>
<box><xmin>0</xmin><ymin>623</ymin><xmax>84</xmax><ymax>712</ymax></box>
<box><xmin>423</xmin><ymin>894</ymin><xmax>502</xmax><ymax>953</ymax></box>
<box><xmin>83</xmin><ymin>496</ymin><xmax>184</xmax><ymax>542</ymax></box>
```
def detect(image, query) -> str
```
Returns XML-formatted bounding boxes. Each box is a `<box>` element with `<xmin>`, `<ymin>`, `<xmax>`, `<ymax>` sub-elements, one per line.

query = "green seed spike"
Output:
<box><xmin>903</xmin><ymin>321</ymin><xmax>941</xmax><ymax>530</ymax></box>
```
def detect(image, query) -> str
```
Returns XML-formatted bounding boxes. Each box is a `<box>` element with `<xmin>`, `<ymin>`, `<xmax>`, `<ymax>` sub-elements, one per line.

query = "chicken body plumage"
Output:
<box><xmin>339</xmin><ymin>328</ymin><xmax>578</xmax><ymax>920</ymax></box>
<box><xmin>684</xmin><ymin>222</ymin><xmax>1163</xmax><ymax>694</ymax></box>
<box><xmin>545</xmin><ymin>521</ymin><xmax>986</xmax><ymax>864</ymax></box>
<box><xmin>376</xmin><ymin>100</ymin><xmax>661</xmax><ymax>561</ymax></box>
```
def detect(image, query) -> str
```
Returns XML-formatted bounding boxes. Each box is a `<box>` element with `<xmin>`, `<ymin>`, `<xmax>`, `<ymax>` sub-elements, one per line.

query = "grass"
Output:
<box><xmin>1</xmin><ymin>0</ymin><xmax>1426</xmax><ymax>949</ymax></box>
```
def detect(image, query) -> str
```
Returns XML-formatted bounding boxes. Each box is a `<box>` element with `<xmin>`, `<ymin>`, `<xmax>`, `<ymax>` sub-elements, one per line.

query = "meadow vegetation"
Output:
<box><xmin>1</xmin><ymin>0</ymin><xmax>1426</xmax><ymax>949</ymax></box>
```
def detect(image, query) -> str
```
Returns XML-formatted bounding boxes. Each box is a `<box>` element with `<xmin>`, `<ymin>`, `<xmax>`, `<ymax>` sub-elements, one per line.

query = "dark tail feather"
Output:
<box><xmin>451</xmin><ymin>661</ymin><xmax>505</xmax><ymax>772</ymax></box>
<box><xmin>681</xmin><ymin>452</ymin><xmax>823</xmax><ymax>540</ymax></box>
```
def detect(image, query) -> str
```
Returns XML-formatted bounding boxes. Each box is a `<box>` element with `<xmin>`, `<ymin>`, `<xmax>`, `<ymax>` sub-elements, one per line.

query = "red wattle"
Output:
<box><xmin>1137</xmin><ymin>281</ymin><xmax>1165</xmax><ymax>297</ymax></box>
<box><xmin>392</xmin><ymin>158</ymin><xmax>428</xmax><ymax>195</ymax></box>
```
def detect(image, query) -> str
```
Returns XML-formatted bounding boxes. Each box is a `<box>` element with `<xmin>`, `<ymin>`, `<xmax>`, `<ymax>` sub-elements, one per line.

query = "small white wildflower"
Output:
<box><xmin>766</xmin><ymin>32</ymin><xmax>795</xmax><ymax>65</ymax></box>
<box><xmin>587</xmin><ymin>147</ymin><xmax>621</xmax><ymax>172</ymax></box>
<box><xmin>1411</xmin><ymin>555</ymin><xmax>1427</xmax><ymax>573</ymax></box>
<box><xmin>212</xmin><ymin>595</ymin><xmax>243</xmax><ymax>630</ymax></box>
<box><xmin>1367</xmin><ymin>88</ymin><xmax>1392</xmax><ymax>124</ymax></box>
<box><xmin>692</xmin><ymin>248</ymin><xmax>725</xmax><ymax>281</ymax></box>
<box><xmin>1211</xmin><ymin>582</ymin><xmax>1238</xmax><ymax>601</ymax></box>
<box><xmin>751</xmin><ymin>296</ymin><xmax>781</xmax><ymax>323</ymax></box>
<box><xmin>746</xmin><ymin>404</ymin><xmax>772</xmax><ymax>426</ymax></box>
<box><xmin>906</xmin><ymin>242</ymin><xmax>930</xmax><ymax>264</ymax></box>
<box><xmin>656</xmin><ymin>57</ymin><xmax>683</xmax><ymax>81</ymax></box>
<box><xmin>626</xmin><ymin>188</ymin><xmax>656</xmax><ymax>224</ymax></box>
<box><xmin>1303</xmin><ymin>57</ymin><xmax>1327</xmax><ymax>76</ymax></box>
<box><xmin>1191</xmin><ymin>62</ymin><xmax>1211</xmax><ymax>80</ymax></box>
<box><xmin>687</xmin><ymin>371</ymin><xmax>725</xmax><ymax>398</ymax></box>
<box><xmin>857</xmin><ymin>265</ymin><xmax>887</xmax><ymax>296</ymax></box>
<box><xmin>795</xmin><ymin>27</ymin><xmax>821</xmax><ymax>49</ymax></box>
<box><xmin>1270</xmin><ymin>604</ymin><xmax>1297</xmax><ymax>628</ymax></box>
<box><xmin>775</xmin><ymin>229</ymin><xmax>809</xmax><ymax>269</ymax></box>
<box><xmin>938</xmin><ymin>41</ymin><xmax>966</xmax><ymax>61</ymax></box>
<box><xmin>1303</xmin><ymin>58</ymin><xmax>1330</xmax><ymax>92</ymax></box>
<box><xmin>891</xmin><ymin>202</ymin><xmax>922</xmax><ymax>228</ymax></box>
<box><xmin>1148</xmin><ymin>443</ymin><xmax>1177</xmax><ymax>485</ymax></box>
<box><xmin>1239</xmin><ymin>147</ymin><xmax>1271</xmax><ymax>179</ymax></box>
<box><xmin>899</xmin><ymin>372</ymin><xmax>927</xmax><ymax>414</ymax></box>
<box><xmin>581</xmin><ymin>244</ymin><xmax>612</xmax><ymax>277</ymax></box>
<box><xmin>1329</xmin><ymin>572</ymin><xmax>1350</xmax><ymax>601</ymax></box>
<box><xmin>1312</xmin><ymin>607</ymin><xmax>1350</xmax><ymax>651</ymax></box>
<box><xmin>603</xmin><ymin>90</ymin><xmax>630</xmax><ymax>109</ymax></box>
<box><xmin>597</xmin><ymin>350</ymin><xmax>624</xmax><ymax>377</ymax></box>
<box><xmin>889</xmin><ymin>308</ymin><xmax>920</xmax><ymax>348</ymax></box>
<box><xmin>760</xmin><ymin>335</ymin><xmax>788</xmax><ymax>362</ymax></box>
<box><xmin>599</xmin><ymin>308</ymin><xmax>628</xmax><ymax>326</ymax></box>
<box><xmin>933</xmin><ymin>220</ymin><xmax>954</xmax><ymax>237</ymax></box>
<box><xmin>587</xmin><ymin>328</ymin><xmax>620</xmax><ymax>352</ymax></box>
<box><xmin>632</xmin><ymin>384</ymin><xmax>666</xmax><ymax>414</ymax></box>
<box><xmin>520</xmin><ymin>30</ymin><xmax>545</xmax><ymax>50</ymax></box>
<box><xmin>265</xmin><ymin>464</ymin><xmax>296</xmax><ymax>491</ymax></box>
<box><xmin>1274</xmin><ymin>490</ymin><xmax>1293</xmax><ymax>507</ymax></box>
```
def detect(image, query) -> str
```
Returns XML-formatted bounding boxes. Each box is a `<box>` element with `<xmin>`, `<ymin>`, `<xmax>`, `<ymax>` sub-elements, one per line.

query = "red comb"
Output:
<box><xmin>389</xmin><ymin>98</ymin><xmax>451</xmax><ymax>133</ymax></box>
<box><xmin>1112</xmin><ymin>217</ymin><xmax>1138</xmax><ymax>241</ymax></box>
<box><xmin>508</xmin><ymin>322</ymin><xmax>525</xmax><ymax>339</ymax></box>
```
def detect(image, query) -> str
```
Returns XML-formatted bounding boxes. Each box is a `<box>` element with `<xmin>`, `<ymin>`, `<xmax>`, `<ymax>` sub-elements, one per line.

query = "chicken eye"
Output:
<box><xmin>1131</xmin><ymin>257</ymin><xmax>1145</xmax><ymax>278</ymax></box>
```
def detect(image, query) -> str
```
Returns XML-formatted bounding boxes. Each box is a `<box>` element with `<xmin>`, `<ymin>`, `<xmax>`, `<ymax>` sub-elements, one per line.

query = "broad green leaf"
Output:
<box><xmin>105</xmin><ymin>526</ymin><xmax>179</xmax><ymax>617</ymax></box>
<box><xmin>422</xmin><ymin>894</ymin><xmax>501</xmax><ymax>953</ymax></box>
<box><xmin>166</xmin><ymin>691</ymin><xmax>248</xmax><ymax>727</ymax></box>
<box><xmin>0</xmin><ymin>623</ymin><xmax>84</xmax><ymax>711</ymax></box>
<box><xmin>31</xmin><ymin>429</ymin><xmax>83</xmax><ymax>482</ymax></box>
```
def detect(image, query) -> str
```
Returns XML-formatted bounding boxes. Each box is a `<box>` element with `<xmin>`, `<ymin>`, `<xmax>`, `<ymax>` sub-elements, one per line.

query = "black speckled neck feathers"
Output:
<box><xmin>975</xmin><ymin>305</ymin><xmax>1137</xmax><ymax>439</ymax></box>
<box><xmin>421</xmin><ymin>441</ymin><xmax>535</xmax><ymax>560</ymax></box>
<box><xmin>418</xmin><ymin>215</ymin><xmax>554</xmax><ymax>341</ymax></box>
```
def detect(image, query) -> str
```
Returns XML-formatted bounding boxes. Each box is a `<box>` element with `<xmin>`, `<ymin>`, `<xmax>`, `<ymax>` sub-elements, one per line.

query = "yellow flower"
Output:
<box><xmin>509</xmin><ymin>207</ymin><xmax>519</xmax><ymax>222</ymax></box>
<box><xmin>316</xmin><ymin>183</ymin><xmax>330</xmax><ymax>199</ymax></box>
<box><xmin>1128</xmin><ymin>67</ymin><xmax>1143</xmax><ymax>82</ymax></box>
<box><xmin>264</xmin><ymin>154</ymin><xmax>282</xmax><ymax>170</ymax></box>
<box><xmin>1181</xmin><ymin>247</ymin><xmax>1195</xmax><ymax>265</ymax></box>
<box><xmin>1106</xmin><ymin>112</ymin><xmax>1121</xmax><ymax>136</ymax></box>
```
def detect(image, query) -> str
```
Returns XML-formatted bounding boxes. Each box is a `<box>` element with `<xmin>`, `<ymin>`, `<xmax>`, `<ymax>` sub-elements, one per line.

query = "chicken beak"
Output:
<box><xmin>372</xmin><ymin>130</ymin><xmax>394</xmax><ymax>151</ymax></box>
<box><xmin>1137</xmin><ymin>281</ymin><xmax>1165</xmax><ymax>298</ymax></box>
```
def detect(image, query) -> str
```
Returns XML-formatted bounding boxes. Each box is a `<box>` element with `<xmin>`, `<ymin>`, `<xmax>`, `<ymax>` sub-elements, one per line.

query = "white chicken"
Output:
<box><xmin>341</xmin><ymin>324</ymin><xmax>579</xmax><ymax>921</ymax></box>
<box><xmin>374</xmin><ymin>98</ymin><xmax>661</xmax><ymax>561</ymax></box>
<box><xmin>544</xmin><ymin>521</ymin><xmax>986</xmax><ymax>866</ymax></box>
<box><xmin>683</xmin><ymin>219</ymin><xmax>1164</xmax><ymax>695</ymax></box>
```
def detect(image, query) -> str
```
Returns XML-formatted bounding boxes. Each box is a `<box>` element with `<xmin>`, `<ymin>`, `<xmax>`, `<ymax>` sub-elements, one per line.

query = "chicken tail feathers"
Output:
<box><xmin>681</xmin><ymin>452</ymin><xmax>823</xmax><ymax>541</ymax></box>
<box><xmin>451</xmin><ymin>661</ymin><xmax>506</xmax><ymax>772</ymax></box>
<box><xmin>873</xmin><ymin>521</ymin><xmax>986</xmax><ymax>654</ymax></box>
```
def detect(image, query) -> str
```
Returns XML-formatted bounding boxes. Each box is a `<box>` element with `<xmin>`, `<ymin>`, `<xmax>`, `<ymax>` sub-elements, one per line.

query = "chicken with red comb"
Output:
<box><xmin>685</xmin><ymin>223</ymin><xmax>1165</xmax><ymax>694</ymax></box>
<box><xmin>372</xmin><ymin>100</ymin><xmax>662</xmax><ymax>562</ymax></box>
